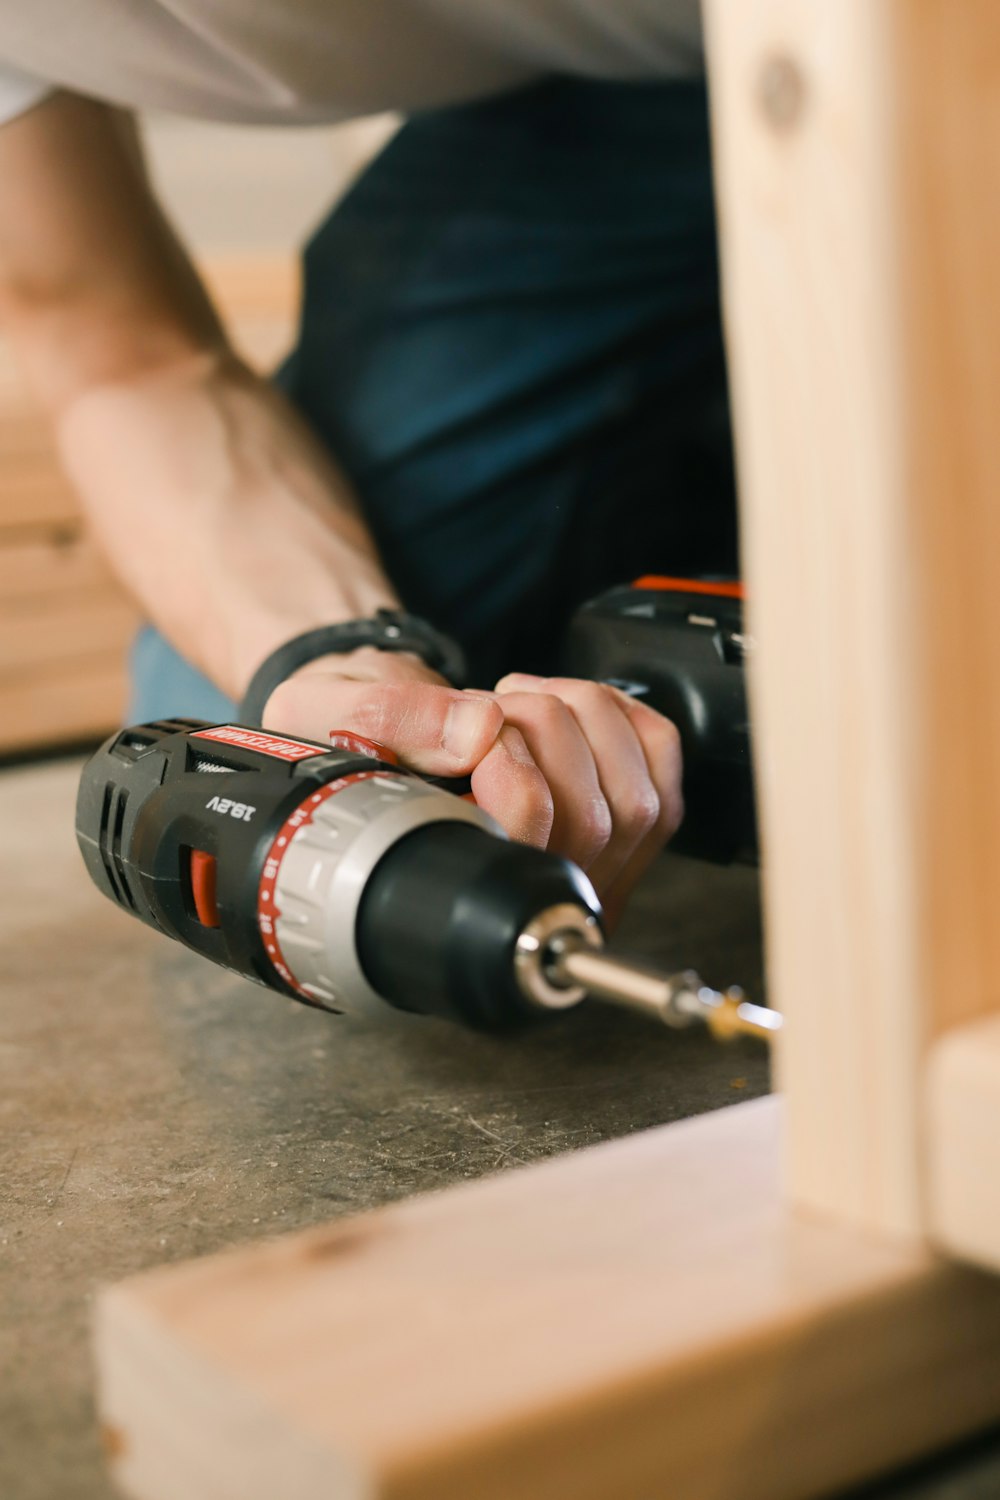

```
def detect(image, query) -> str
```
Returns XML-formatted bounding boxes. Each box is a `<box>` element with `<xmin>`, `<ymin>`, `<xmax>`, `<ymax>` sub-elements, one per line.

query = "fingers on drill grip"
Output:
<box><xmin>469</xmin><ymin>726</ymin><xmax>555</xmax><ymax>849</ymax></box>
<box><xmin>493</xmin><ymin>675</ymin><xmax>682</xmax><ymax>898</ymax></box>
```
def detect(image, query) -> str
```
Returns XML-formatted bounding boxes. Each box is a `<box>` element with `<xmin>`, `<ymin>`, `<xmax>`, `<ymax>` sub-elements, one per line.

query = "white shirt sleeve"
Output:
<box><xmin>0</xmin><ymin>58</ymin><xmax>52</xmax><ymax>126</ymax></box>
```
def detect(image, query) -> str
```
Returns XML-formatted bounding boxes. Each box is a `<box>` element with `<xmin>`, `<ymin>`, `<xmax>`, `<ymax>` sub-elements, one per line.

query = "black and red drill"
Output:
<box><xmin>75</xmin><ymin>580</ymin><xmax>772</xmax><ymax>1038</ymax></box>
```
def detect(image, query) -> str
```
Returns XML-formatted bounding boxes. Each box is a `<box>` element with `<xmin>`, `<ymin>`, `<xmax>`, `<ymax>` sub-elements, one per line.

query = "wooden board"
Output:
<box><xmin>0</xmin><ymin>529</ymin><xmax>118</xmax><ymax>602</ymax></box>
<box><xmin>96</xmin><ymin>1097</ymin><xmax>1000</xmax><ymax>1500</ymax></box>
<box><xmin>0</xmin><ymin>594</ymin><xmax>136</xmax><ymax>675</ymax></box>
<box><xmin>928</xmin><ymin>1016</ymin><xmax>1000</xmax><ymax>1275</ymax></box>
<box><xmin>0</xmin><ymin>465</ymin><xmax>81</xmax><ymax>529</ymax></box>
<box><xmin>0</xmin><ymin>653</ymin><xmax>129</xmax><ymax>753</ymax></box>
<box><xmin>199</xmin><ymin>253</ymin><xmax>300</xmax><ymax>373</ymax></box>
<box><xmin>704</xmin><ymin>0</ymin><xmax>1000</xmax><ymax>1237</ymax></box>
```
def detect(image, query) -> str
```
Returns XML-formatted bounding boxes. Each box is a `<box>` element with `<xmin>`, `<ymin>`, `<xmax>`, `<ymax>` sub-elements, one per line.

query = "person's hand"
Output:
<box><xmin>264</xmin><ymin>653</ymin><xmax>683</xmax><ymax>921</ymax></box>
<box><xmin>264</xmin><ymin>647</ymin><xmax>553</xmax><ymax>848</ymax></box>
<box><xmin>490</xmin><ymin>673</ymin><xmax>683</xmax><ymax>925</ymax></box>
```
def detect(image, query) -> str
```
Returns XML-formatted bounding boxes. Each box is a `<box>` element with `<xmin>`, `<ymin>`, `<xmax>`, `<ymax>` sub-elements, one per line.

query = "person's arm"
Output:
<box><xmin>0</xmin><ymin>92</ymin><xmax>399</xmax><ymax>695</ymax></box>
<box><xmin>0</xmin><ymin>92</ymin><xmax>682</xmax><ymax>914</ymax></box>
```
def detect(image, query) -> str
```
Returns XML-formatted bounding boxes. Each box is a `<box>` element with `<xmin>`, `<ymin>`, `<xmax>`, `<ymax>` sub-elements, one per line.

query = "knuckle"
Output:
<box><xmin>494</xmin><ymin>671</ymin><xmax>538</xmax><ymax>693</ymax></box>
<box><xmin>570</xmin><ymin>679</ymin><xmax>615</xmax><ymax>714</ymax></box>
<box><xmin>546</xmin><ymin>679</ymin><xmax>615</xmax><ymax>721</ymax></box>
<box><xmin>530</xmin><ymin>693</ymin><xmax>569</xmax><ymax>729</ymax></box>
<box><xmin>649</xmin><ymin>712</ymin><xmax>683</xmax><ymax>757</ymax></box>
<box><xmin>620</xmin><ymin>783</ymin><xmax>661</xmax><ymax>838</ymax></box>
<box><xmin>641</xmin><ymin>715</ymin><xmax>684</xmax><ymax>787</ymax></box>
<box><xmin>578</xmin><ymin>793</ymin><xmax>613</xmax><ymax>858</ymax></box>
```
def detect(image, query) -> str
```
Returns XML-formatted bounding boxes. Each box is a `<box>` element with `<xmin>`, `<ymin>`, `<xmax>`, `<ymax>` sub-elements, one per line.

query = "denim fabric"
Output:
<box><xmin>130</xmin><ymin>76</ymin><xmax>736</xmax><ymax>723</ymax></box>
<box><xmin>128</xmin><ymin>627</ymin><xmax>237</xmax><ymax>723</ymax></box>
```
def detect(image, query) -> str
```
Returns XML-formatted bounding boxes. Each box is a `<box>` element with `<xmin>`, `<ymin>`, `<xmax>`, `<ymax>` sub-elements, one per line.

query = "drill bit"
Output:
<box><xmin>546</xmin><ymin>944</ymin><xmax>781</xmax><ymax>1043</ymax></box>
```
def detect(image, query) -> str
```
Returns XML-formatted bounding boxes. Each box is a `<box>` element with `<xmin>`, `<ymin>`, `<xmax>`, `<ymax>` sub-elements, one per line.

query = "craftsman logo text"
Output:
<box><xmin>191</xmin><ymin>725</ymin><xmax>322</xmax><ymax>762</ymax></box>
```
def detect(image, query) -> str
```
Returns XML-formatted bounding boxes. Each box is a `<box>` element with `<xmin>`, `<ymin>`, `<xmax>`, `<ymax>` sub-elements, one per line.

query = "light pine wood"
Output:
<box><xmin>96</xmin><ymin>1098</ymin><xmax>1000</xmax><ymax>1500</ymax></box>
<box><xmin>0</xmin><ymin>593</ymin><xmax>137</xmax><ymax>675</ymax></box>
<box><xmin>705</xmin><ymin>0</ymin><xmax>1000</xmax><ymax>1236</ymax></box>
<box><xmin>928</xmin><ymin>1017</ymin><xmax>1000</xmax><ymax>1274</ymax></box>
<box><xmin>0</xmin><ymin>466</ymin><xmax>81</xmax><ymax>530</ymax></box>
<box><xmin>0</xmin><ymin>656</ymin><xmax>130</xmax><ymax>753</ymax></box>
<box><xmin>0</xmin><ymin>531</ymin><xmax>118</xmax><ymax>602</ymax></box>
<box><xmin>200</xmin><ymin>254</ymin><xmax>301</xmax><ymax>373</ymax></box>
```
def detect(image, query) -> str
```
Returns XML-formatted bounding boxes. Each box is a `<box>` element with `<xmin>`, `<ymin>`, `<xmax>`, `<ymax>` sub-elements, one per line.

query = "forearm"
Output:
<box><xmin>54</xmin><ymin>350</ymin><xmax>399</xmax><ymax>698</ymax></box>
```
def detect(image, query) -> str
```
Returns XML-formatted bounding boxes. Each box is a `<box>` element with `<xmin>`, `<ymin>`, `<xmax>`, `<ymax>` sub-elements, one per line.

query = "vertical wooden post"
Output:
<box><xmin>705</xmin><ymin>0</ymin><xmax>1000</xmax><ymax>1237</ymax></box>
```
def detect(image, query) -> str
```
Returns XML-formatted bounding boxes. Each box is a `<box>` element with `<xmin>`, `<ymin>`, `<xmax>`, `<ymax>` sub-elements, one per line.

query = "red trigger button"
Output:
<box><xmin>327</xmin><ymin>731</ymin><xmax>399</xmax><ymax>765</ymax></box>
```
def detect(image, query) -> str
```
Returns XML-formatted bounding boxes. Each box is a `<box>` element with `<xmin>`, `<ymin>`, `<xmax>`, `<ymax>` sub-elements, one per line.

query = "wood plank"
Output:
<box><xmin>928</xmin><ymin>1016</ymin><xmax>1000</xmax><ymax>1274</ymax></box>
<box><xmin>0</xmin><ymin>465</ymin><xmax>80</xmax><ymax>529</ymax></box>
<box><xmin>0</xmin><ymin>529</ymin><xmax>121</xmax><ymax>602</ymax></box>
<box><xmin>0</xmin><ymin>413</ymin><xmax>57</xmax><ymax>461</ymax></box>
<box><xmin>889</xmin><ymin>2</ymin><xmax>1000</xmax><ymax>1048</ymax></box>
<box><xmin>96</xmin><ymin>1097</ymin><xmax>1000</xmax><ymax>1500</ymax></box>
<box><xmin>198</xmin><ymin>253</ymin><xmax>300</xmax><ymax>372</ymax></box>
<box><xmin>704</xmin><ymin>0</ymin><xmax>1000</xmax><ymax>1236</ymax></box>
<box><xmin>199</xmin><ymin>253</ymin><xmax>300</xmax><ymax>316</ymax></box>
<box><xmin>0</xmin><ymin>652</ymin><xmax>127</xmax><ymax>753</ymax></box>
<box><xmin>0</xmin><ymin>594</ymin><xmax>136</xmax><ymax>674</ymax></box>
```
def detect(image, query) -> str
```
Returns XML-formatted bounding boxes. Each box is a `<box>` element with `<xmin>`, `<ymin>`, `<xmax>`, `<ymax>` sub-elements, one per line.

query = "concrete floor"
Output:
<box><xmin>3</xmin><ymin>756</ymin><xmax>1000</xmax><ymax>1500</ymax></box>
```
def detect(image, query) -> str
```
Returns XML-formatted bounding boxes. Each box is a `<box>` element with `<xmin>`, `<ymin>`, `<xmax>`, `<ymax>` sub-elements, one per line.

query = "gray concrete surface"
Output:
<box><xmin>2</xmin><ymin>756</ymin><xmax>999</xmax><ymax>1500</ymax></box>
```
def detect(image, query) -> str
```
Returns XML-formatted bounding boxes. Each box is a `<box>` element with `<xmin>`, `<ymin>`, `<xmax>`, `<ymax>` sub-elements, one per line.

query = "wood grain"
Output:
<box><xmin>0</xmin><ymin>530</ymin><xmax>118</xmax><ymax>602</ymax></box>
<box><xmin>705</xmin><ymin>0</ymin><xmax>1000</xmax><ymax>1236</ymax></box>
<box><xmin>96</xmin><ymin>1097</ymin><xmax>1000</xmax><ymax>1500</ymax></box>
<box><xmin>0</xmin><ymin>655</ymin><xmax>129</xmax><ymax>753</ymax></box>
<box><xmin>0</xmin><ymin>594</ymin><xmax>137</xmax><ymax>675</ymax></box>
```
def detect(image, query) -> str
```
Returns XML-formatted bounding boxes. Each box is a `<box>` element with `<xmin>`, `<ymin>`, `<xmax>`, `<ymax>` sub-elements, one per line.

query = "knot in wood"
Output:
<box><xmin>756</xmin><ymin>53</ymin><xmax>807</xmax><ymax>132</ymax></box>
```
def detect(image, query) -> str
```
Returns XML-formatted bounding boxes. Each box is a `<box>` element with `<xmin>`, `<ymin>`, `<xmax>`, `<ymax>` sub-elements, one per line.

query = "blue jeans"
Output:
<box><xmin>130</xmin><ymin>77</ymin><xmax>736</xmax><ymax>723</ymax></box>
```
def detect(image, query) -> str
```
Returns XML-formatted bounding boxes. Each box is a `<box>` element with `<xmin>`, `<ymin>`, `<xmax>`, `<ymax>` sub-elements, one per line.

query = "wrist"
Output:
<box><xmin>242</xmin><ymin>613</ymin><xmax>467</xmax><ymax>725</ymax></box>
<box><xmin>223</xmin><ymin>588</ymin><xmax>401</xmax><ymax>702</ymax></box>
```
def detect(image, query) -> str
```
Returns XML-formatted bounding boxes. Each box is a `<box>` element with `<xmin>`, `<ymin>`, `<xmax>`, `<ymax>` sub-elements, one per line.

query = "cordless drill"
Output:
<box><xmin>75</xmin><ymin>579</ymin><xmax>770</xmax><ymax>1037</ymax></box>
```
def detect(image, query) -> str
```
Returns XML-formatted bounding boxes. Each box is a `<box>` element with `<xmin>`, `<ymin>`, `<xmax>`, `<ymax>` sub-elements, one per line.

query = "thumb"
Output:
<box><xmin>263</xmin><ymin>674</ymin><xmax>504</xmax><ymax>776</ymax></box>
